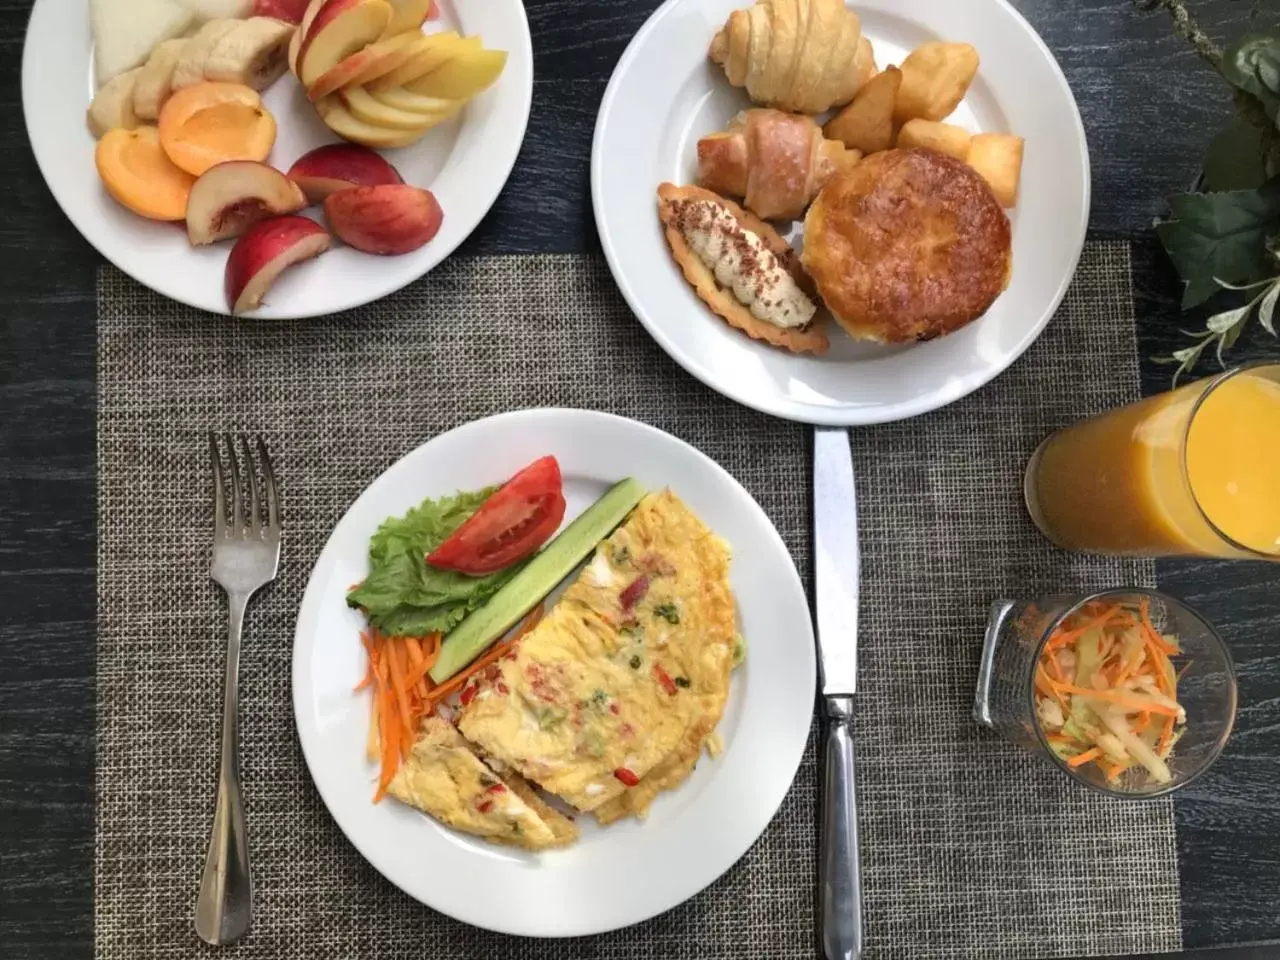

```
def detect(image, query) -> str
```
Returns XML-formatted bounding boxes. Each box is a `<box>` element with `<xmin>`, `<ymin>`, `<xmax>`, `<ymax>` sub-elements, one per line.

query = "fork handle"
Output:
<box><xmin>195</xmin><ymin>592</ymin><xmax>253</xmax><ymax>946</ymax></box>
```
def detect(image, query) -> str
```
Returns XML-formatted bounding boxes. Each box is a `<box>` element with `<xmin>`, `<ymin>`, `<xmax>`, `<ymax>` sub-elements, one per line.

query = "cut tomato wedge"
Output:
<box><xmin>427</xmin><ymin>456</ymin><xmax>566</xmax><ymax>575</ymax></box>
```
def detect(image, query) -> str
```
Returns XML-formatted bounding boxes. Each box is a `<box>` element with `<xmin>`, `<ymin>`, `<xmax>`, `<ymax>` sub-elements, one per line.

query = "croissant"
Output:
<box><xmin>708</xmin><ymin>0</ymin><xmax>869</xmax><ymax>114</ymax></box>
<box><xmin>697</xmin><ymin>109</ymin><xmax>860</xmax><ymax>221</ymax></box>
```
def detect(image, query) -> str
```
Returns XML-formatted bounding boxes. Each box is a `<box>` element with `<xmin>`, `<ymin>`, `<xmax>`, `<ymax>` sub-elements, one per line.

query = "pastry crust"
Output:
<box><xmin>656</xmin><ymin>183</ymin><xmax>828</xmax><ymax>355</ymax></box>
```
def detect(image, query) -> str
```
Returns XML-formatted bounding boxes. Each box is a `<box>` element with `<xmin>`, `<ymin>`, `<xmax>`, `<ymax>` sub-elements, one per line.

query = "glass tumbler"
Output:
<box><xmin>975</xmin><ymin>587</ymin><xmax>1237</xmax><ymax>798</ymax></box>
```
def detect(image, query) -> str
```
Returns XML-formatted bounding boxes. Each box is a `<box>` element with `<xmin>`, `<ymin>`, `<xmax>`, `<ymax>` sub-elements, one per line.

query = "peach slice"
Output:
<box><xmin>339</xmin><ymin>85</ymin><xmax>440</xmax><ymax>131</ymax></box>
<box><xmin>369</xmin><ymin>85</ymin><xmax>461</xmax><ymax>117</ymax></box>
<box><xmin>298</xmin><ymin>0</ymin><xmax>393</xmax><ymax>87</ymax></box>
<box><xmin>159</xmin><ymin>82</ymin><xmax>278</xmax><ymax>176</ymax></box>
<box><xmin>96</xmin><ymin>125</ymin><xmax>197</xmax><ymax>222</ymax></box>
<box><xmin>382</xmin><ymin>0</ymin><xmax>433</xmax><ymax>37</ymax></box>
<box><xmin>369</xmin><ymin>32</ymin><xmax>477</xmax><ymax>91</ymax></box>
<box><xmin>406</xmin><ymin>48</ymin><xmax>507</xmax><ymax>99</ymax></box>
<box><xmin>225</xmin><ymin>214</ymin><xmax>332</xmax><ymax>314</ymax></box>
<box><xmin>186</xmin><ymin>160</ymin><xmax>307</xmax><ymax>245</ymax></box>
<box><xmin>289</xmin><ymin>0</ymin><xmax>328</xmax><ymax>75</ymax></box>
<box><xmin>314</xmin><ymin>95</ymin><xmax>429</xmax><ymax>148</ymax></box>
<box><xmin>286</xmin><ymin>143</ymin><xmax>403</xmax><ymax>202</ymax></box>
<box><xmin>305</xmin><ymin>31</ymin><xmax>421</xmax><ymax>101</ymax></box>
<box><xmin>324</xmin><ymin>183</ymin><xmax>442</xmax><ymax>254</ymax></box>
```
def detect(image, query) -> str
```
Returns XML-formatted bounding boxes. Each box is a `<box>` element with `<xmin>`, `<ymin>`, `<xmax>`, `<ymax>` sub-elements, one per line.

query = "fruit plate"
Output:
<box><xmin>293</xmin><ymin>409</ymin><xmax>816</xmax><ymax>936</ymax></box>
<box><xmin>591</xmin><ymin>0</ymin><xmax>1089</xmax><ymax>426</ymax></box>
<box><xmin>21</xmin><ymin>0</ymin><xmax>533</xmax><ymax>319</ymax></box>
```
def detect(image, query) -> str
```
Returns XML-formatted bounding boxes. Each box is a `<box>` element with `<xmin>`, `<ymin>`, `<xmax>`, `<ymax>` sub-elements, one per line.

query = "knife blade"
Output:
<box><xmin>813</xmin><ymin>425</ymin><xmax>863</xmax><ymax>960</ymax></box>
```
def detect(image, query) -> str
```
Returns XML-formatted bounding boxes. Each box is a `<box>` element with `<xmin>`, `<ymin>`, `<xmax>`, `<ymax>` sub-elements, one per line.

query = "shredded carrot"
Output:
<box><xmin>1102</xmin><ymin>760</ymin><xmax>1127</xmax><ymax>782</ymax></box>
<box><xmin>1157</xmin><ymin>713</ymin><xmax>1177</xmax><ymax>756</ymax></box>
<box><xmin>1035</xmin><ymin>664</ymin><xmax>1069</xmax><ymax>713</ymax></box>
<box><xmin>1136</xmin><ymin>710</ymin><xmax>1153</xmax><ymax>733</ymax></box>
<box><xmin>1067</xmin><ymin>746</ymin><xmax>1102</xmax><ymax>768</ymax></box>
<box><xmin>1139</xmin><ymin>599</ymin><xmax>1179</xmax><ymax>655</ymax></box>
<box><xmin>1054</xmin><ymin>683</ymin><xmax>1181</xmax><ymax>717</ymax></box>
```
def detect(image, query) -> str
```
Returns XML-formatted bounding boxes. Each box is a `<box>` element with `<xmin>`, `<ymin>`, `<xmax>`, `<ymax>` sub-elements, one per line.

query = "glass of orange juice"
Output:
<box><xmin>1025</xmin><ymin>362</ymin><xmax>1280</xmax><ymax>558</ymax></box>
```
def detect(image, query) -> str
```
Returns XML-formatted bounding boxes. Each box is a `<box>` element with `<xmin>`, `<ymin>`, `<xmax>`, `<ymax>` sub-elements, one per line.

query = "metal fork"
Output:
<box><xmin>195</xmin><ymin>435</ymin><xmax>281</xmax><ymax>947</ymax></box>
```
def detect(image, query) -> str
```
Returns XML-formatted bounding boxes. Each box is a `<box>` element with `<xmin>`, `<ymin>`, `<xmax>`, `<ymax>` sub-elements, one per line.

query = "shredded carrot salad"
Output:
<box><xmin>357</xmin><ymin>604</ymin><xmax>545</xmax><ymax>801</ymax></box>
<box><xmin>1034</xmin><ymin>598</ymin><xmax>1187</xmax><ymax>787</ymax></box>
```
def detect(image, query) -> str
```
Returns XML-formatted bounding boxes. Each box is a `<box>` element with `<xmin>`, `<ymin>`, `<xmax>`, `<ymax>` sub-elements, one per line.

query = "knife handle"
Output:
<box><xmin>820</xmin><ymin>695</ymin><xmax>863</xmax><ymax>960</ymax></box>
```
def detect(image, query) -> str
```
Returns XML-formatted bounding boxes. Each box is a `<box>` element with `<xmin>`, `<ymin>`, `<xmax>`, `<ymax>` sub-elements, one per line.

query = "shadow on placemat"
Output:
<box><xmin>94</xmin><ymin>242</ymin><xmax>1178</xmax><ymax>960</ymax></box>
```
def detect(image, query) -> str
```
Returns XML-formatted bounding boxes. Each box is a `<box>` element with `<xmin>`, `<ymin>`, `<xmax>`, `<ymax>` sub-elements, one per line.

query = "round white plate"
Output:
<box><xmin>22</xmin><ymin>0</ymin><xmax>533</xmax><ymax>319</ymax></box>
<box><xmin>592</xmin><ymin>0</ymin><xmax>1089</xmax><ymax>425</ymax></box>
<box><xmin>292</xmin><ymin>409</ymin><xmax>816</xmax><ymax>936</ymax></box>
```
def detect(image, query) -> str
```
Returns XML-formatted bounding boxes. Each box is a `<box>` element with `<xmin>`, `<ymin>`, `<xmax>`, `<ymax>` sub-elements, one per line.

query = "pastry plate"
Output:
<box><xmin>591</xmin><ymin>0</ymin><xmax>1089</xmax><ymax>425</ymax></box>
<box><xmin>293</xmin><ymin>409</ymin><xmax>816</xmax><ymax>936</ymax></box>
<box><xmin>21</xmin><ymin>0</ymin><xmax>533</xmax><ymax>319</ymax></box>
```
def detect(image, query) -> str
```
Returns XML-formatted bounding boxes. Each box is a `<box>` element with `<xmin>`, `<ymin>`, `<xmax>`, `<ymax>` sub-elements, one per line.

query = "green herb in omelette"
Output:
<box><xmin>653</xmin><ymin>602</ymin><xmax>680</xmax><ymax>624</ymax></box>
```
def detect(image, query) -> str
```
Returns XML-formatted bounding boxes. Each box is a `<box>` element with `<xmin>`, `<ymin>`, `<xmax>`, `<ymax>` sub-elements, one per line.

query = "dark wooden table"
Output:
<box><xmin>1</xmin><ymin>0</ymin><xmax>1277</xmax><ymax>957</ymax></box>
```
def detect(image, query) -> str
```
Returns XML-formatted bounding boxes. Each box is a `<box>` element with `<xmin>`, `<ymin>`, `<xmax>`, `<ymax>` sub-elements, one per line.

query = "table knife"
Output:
<box><xmin>813</xmin><ymin>425</ymin><xmax>863</xmax><ymax>960</ymax></box>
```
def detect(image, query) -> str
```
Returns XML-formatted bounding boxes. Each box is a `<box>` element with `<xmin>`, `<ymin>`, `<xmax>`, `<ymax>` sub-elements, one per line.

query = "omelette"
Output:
<box><xmin>456</xmin><ymin>490</ymin><xmax>737</xmax><ymax>822</ymax></box>
<box><xmin>387</xmin><ymin>716</ymin><xmax>578</xmax><ymax>850</ymax></box>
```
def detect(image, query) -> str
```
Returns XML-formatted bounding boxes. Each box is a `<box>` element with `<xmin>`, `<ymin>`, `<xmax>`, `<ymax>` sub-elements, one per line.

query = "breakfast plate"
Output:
<box><xmin>292</xmin><ymin>408</ymin><xmax>816</xmax><ymax>936</ymax></box>
<box><xmin>21</xmin><ymin>0</ymin><xmax>533</xmax><ymax>319</ymax></box>
<box><xmin>591</xmin><ymin>0</ymin><xmax>1089</xmax><ymax>425</ymax></box>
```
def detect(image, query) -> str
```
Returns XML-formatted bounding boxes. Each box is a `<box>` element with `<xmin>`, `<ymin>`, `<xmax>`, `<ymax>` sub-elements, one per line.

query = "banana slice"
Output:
<box><xmin>170</xmin><ymin>19</ymin><xmax>239</xmax><ymax>91</ymax></box>
<box><xmin>204</xmin><ymin>17</ymin><xmax>296</xmax><ymax>90</ymax></box>
<box><xmin>88</xmin><ymin>67</ymin><xmax>144</xmax><ymax>137</ymax></box>
<box><xmin>132</xmin><ymin>38</ymin><xmax>188</xmax><ymax>121</ymax></box>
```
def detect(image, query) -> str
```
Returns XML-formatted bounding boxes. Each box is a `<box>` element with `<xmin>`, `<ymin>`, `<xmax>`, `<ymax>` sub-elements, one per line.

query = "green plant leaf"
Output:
<box><xmin>1204</xmin><ymin>118</ymin><xmax>1269</xmax><ymax>191</ymax></box>
<box><xmin>1155</xmin><ymin>178</ymin><xmax>1280</xmax><ymax>308</ymax></box>
<box><xmin>1259</xmin><ymin>280</ymin><xmax>1280</xmax><ymax>334</ymax></box>
<box><xmin>1223</xmin><ymin>31</ymin><xmax>1280</xmax><ymax>121</ymax></box>
<box><xmin>1206</xmin><ymin>302</ymin><xmax>1254</xmax><ymax>334</ymax></box>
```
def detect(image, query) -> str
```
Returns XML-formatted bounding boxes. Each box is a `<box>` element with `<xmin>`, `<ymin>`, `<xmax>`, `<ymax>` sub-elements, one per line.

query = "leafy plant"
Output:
<box><xmin>1140</xmin><ymin>0</ymin><xmax>1280</xmax><ymax>381</ymax></box>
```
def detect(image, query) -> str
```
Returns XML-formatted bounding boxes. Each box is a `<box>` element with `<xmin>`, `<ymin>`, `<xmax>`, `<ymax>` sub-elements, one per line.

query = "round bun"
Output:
<box><xmin>801</xmin><ymin>148</ymin><xmax>1012</xmax><ymax>343</ymax></box>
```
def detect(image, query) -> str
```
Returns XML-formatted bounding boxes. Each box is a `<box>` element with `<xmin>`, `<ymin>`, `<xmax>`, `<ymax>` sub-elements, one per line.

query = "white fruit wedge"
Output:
<box><xmin>368</xmin><ymin>85</ymin><xmax>461</xmax><ymax>119</ymax></box>
<box><xmin>87</xmin><ymin>67</ymin><xmax>144</xmax><ymax>137</ymax></box>
<box><xmin>171</xmin><ymin>19</ymin><xmax>240</xmax><ymax>90</ymax></box>
<box><xmin>132</xmin><ymin>38</ymin><xmax>188</xmax><ymax>121</ymax></box>
<box><xmin>339</xmin><ymin>85</ymin><xmax>441</xmax><ymax>131</ymax></box>
<box><xmin>305</xmin><ymin>30</ymin><xmax>421</xmax><ymax>101</ymax></box>
<box><xmin>186</xmin><ymin>160</ymin><xmax>307</xmax><ymax>245</ymax></box>
<box><xmin>315</xmin><ymin>96</ymin><xmax>429</xmax><ymax>148</ymax></box>
<box><xmin>204</xmin><ymin>17</ymin><xmax>296</xmax><ymax>90</ymax></box>
<box><xmin>382</xmin><ymin>0</ymin><xmax>433</xmax><ymax>38</ymax></box>
<box><xmin>297</xmin><ymin>0</ymin><xmax>393</xmax><ymax>87</ymax></box>
<box><xmin>289</xmin><ymin>0</ymin><xmax>327</xmax><ymax>75</ymax></box>
<box><xmin>225</xmin><ymin>215</ymin><xmax>332</xmax><ymax>314</ymax></box>
<box><xmin>91</xmin><ymin>0</ymin><xmax>195</xmax><ymax>87</ymax></box>
<box><xmin>368</xmin><ymin>32</ymin><xmax>477</xmax><ymax>90</ymax></box>
<box><xmin>406</xmin><ymin>48</ymin><xmax>507</xmax><ymax>99</ymax></box>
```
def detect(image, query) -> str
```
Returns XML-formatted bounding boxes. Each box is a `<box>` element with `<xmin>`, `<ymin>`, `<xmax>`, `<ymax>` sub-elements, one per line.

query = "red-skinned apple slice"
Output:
<box><xmin>382</xmin><ymin>0</ymin><xmax>433</xmax><ymax>37</ymax></box>
<box><xmin>290</xmin><ymin>0</ymin><xmax>328</xmax><ymax>75</ymax></box>
<box><xmin>305</xmin><ymin>31</ymin><xmax>421</xmax><ymax>101</ymax></box>
<box><xmin>187</xmin><ymin>161</ymin><xmax>308</xmax><ymax>245</ymax></box>
<box><xmin>323</xmin><ymin>184</ymin><xmax>442</xmax><ymax>255</ymax></box>
<box><xmin>286</xmin><ymin>144</ymin><xmax>403</xmax><ymax>202</ymax></box>
<box><xmin>225</xmin><ymin>215</ymin><xmax>332</xmax><ymax>314</ymax></box>
<box><xmin>298</xmin><ymin>0</ymin><xmax>394</xmax><ymax>87</ymax></box>
<box><xmin>256</xmin><ymin>0</ymin><xmax>311</xmax><ymax>22</ymax></box>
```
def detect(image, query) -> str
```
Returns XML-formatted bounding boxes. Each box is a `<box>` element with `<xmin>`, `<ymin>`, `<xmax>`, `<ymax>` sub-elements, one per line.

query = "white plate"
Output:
<box><xmin>21</xmin><ymin>1</ymin><xmax>533</xmax><ymax>319</ymax></box>
<box><xmin>591</xmin><ymin>0</ymin><xmax>1089</xmax><ymax>425</ymax></box>
<box><xmin>292</xmin><ymin>409</ymin><xmax>816</xmax><ymax>936</ymax></box>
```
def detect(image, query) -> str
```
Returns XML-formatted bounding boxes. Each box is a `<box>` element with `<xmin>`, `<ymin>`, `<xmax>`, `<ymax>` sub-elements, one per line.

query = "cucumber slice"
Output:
<box><xmin>429</xmin><ymin>478</ymin><xmax>647</xmax><ymax>683</ymax></box>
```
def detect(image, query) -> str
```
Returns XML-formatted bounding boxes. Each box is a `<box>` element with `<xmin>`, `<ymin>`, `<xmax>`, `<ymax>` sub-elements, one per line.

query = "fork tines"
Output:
<box><xmin>209</xmin><ymin>434</ymin><xmax>280</xmax><ymax>539</ymax></box>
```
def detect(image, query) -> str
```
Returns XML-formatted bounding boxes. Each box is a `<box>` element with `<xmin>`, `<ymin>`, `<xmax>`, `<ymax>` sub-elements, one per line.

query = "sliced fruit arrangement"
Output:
<box><xmin>95</xmin><ymin>125</ymin><xmax>197</xmax><ymax>221</ymax></box>
<box><xmin>186</xmin><ymin>159</ymin><xmax>306</xmax><ymax>244</ymax></box>
<box><xmin>226</xmin><ymin>215</ymin><xmax>333</xmax><ymax>314</ymax></box>
<box><xmin>286</xmin><ymin>142</ymin><xmax>403</xmax><ymax>200</ymax></box>
<box><xmin>158</xmin><ymin>82</ymin><xmax>278</xmax><ymax>176</ymax></box>
<box><xmin>288</xmin><ymin>0</ymin><xmax>506</xmax><ymax>149</ymax></box>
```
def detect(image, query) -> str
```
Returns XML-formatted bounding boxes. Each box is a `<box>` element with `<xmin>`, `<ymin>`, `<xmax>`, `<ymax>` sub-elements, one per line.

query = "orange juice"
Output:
<box><xmin>1025</xmin><ymin>364</ymin><xmax>1280</xmax><ymax>559</ymax></box>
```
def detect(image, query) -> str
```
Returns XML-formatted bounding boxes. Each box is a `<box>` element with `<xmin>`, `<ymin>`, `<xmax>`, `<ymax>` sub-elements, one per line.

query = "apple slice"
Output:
<box><xmin>314</xmin><ymin>95</ymin><xmax>430</xmax><ymax>147</ymax></box>
<box><xmin>382</xmin><ymin>0</ymin><xmax>432</xmax><ymax>37</ymax></box>
<box><xmin>286</xmin><ymin>143</ymin><xmax>402</xmax><ymax>201</ymax></box>
<box><xmin>186</xmin><ymin>160</ymin><xmax>307</xmax><ymax>244</ymax></box>
<box><xmin>289</xmin><ymin>0</ymin><xmax>327</xmax><ymax>75</ymax></box>
<box><xmin>324</xmin><ymin>183</ymin><xmax>442</xmax><ymax>255</ymax></box>
<box><xmin>406</xmin><ymin>48</ymin><xmax>507</xmax><ymax>99</ymax></box>
<box><xmin>368</xmin><ymin>32</ymin><xmax>476</xmax><ymax>90</ymax></box>
<box><xmin>369</xmin><ymin>85</ymin><xmax>460</xmax><ymax>117</ymax></box>
<box><xmin>225</xmin><ymin>215</ymin><xmax>331</xmax><ymax>314</ymax></box>
<box><xmin>298</xmin><ymin>0</ymin><xmax>393</xmax><ymax>87</ymax></box>
<box><xmin>305</xmin><ymin>30</ymin><xmax>421</xmax><ymax>100</ymax></box>
<box><xmin>254</xmin><ymin>0</ymin><xmax>311</xmax><ymax>22</ymax></box>
<box><xmin>339</xmin><ymin>85</ymin><xmax>441</xmax><ymax>131</ymax></box>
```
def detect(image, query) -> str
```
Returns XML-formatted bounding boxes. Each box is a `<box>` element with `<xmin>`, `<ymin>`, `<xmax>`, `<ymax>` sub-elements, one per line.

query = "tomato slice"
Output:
<box><xmin>426</xmin><ymin>456</ymin><xmax>566</xmax><ymax>575</ymax></box>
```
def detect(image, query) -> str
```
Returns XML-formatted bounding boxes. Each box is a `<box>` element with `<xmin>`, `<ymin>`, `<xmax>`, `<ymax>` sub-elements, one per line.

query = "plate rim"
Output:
<box><xmin>590</xmin><ymin>0</ymin><xmax>1091</xmax><ymax>426</ymax></box>
<box><xmin>290</xmin><ymin>407</ymin><xmax>817</xmax><ymax>936</ymax></box>
<box><xmin>20</xmin><ymin>0</ymin><xmax>535</xmax><ymax>320</ymax></box>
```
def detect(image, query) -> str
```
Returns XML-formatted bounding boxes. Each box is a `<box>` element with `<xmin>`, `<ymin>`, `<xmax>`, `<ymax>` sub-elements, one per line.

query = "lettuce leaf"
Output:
<box><xmin>346</xmin><ymin>486</ymin><xmax>525</xmax><ymax>636</ymax></box>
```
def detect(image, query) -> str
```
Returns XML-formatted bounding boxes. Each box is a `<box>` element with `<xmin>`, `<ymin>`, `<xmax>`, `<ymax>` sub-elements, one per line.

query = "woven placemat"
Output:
<box><xmin>96</xmin><ymin>241</ymin><xmax>1180</xmax><ymax>960</ymax></box>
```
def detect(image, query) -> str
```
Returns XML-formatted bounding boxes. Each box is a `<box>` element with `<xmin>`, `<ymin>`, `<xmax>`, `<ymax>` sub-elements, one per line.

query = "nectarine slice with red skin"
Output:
<box><xmin>96</xmin><ymin>125</ymin><xmax>197</xmax><ymax>222</ymax></box>
<box><xmin>287</xmin><ymin>144</ymin><xmax>403</xmax><ymax>203</ymax></box>
<box><xmin>225</xmin><ymin>215</ymin><xmax>332</xmax><ymax>314</ymax></box>
<box><xmin>298</xmin><ymin>0</ymin><xmax>394</xmax><ymax>87</ymax></box>
<box><xmin>324</xmin><ymin>183</ymin><xmax>442</xmax><ymax>255</ymax></box>
<box><xmin>255</xmin><ymin>0</ymin><xmax>311</xmax><ymax>22</ymax></box>
<box><xmin>187</xmin><ymin>160</ymin><xmax>308</xmax><ymax>245</ymax></box>
<box><xmin>159</xmin><ymin>82</ymin><xmax>278</xmax><ymax>177</ymax></box>
<box><xmin>290</xmin><ymin>0</ymin><xmax>328</xmax><ymax>75</ymax></box>
<box><xmin>306</xmin><ymin>31</ymin><xmax>422</xmax><ymax>101</ymax></box>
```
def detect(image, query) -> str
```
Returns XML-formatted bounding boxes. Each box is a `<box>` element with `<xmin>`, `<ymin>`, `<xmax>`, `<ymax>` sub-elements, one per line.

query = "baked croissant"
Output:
<box><xmin>708</xmin><ymin>0</ymin><xmax>869</xmax><ymax>114</ymax></box>
<box><xmin>697</xmin><ymin>109</ymin><xmax>860</xmax><ymax>220</ymax></box>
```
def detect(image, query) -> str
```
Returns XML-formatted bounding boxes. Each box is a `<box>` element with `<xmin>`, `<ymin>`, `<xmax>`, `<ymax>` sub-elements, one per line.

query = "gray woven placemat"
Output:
<box><xmin>96</xmin><ymin>241</ymin><xmax>1180</xmax><ymax>960</ymax></box>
